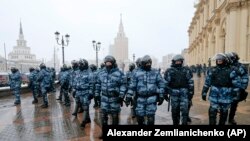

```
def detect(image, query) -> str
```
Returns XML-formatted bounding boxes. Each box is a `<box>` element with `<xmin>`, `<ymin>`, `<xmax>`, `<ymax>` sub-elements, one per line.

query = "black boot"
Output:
<box><xmin>209</xmin><ymin>107</ymin><xmax>217</xmax><ymax>125</ymax></box>
<box><xmin>14</xmin><ymin>101</ymin><xmax>21</xmax><ymax>105</ymax></box>
<box><xmin>187</xmin><ymin>117</ymin><xmax>192</xmax><ymax>122</ymax></box>
<box><xmin>80</xmin><ymin>111</ymin><xmax>88</xmax><ymax>128</ymax></box>
<box><xmin>172</xmin><ymin>107</ymin><xmax>180</xmax><ymax>125</ymax></box>
<box><xmin>93</xmin><ymin>98</ymin><xmax>99</xmax><ymax>108</ymax></box>
<box><xmin>32</xmin><ymin>98</ymin><xmax>38</xmax><ymax>104</ymax></box>
<box><xmin>112</xmin><ymin>113</ymin><xmax>119</xmax><ymax>125</ymax></box>
<box><xmin>228</xmin><ymin>101</ymin><xmax>238</xmax><ymax>125</ymax></box>
<box><xmin>85</xmin><ymin>109</ymin><xmax>91</xmax><ymax>124</ymax></box>
<box><xmin>41</xmin><ymin>104</ymin><xmax>48</xmax><ymax>108</ymax></box>
<box><xmin>172</xmin><ymin>115</ymin><xmax>180</xmax><ymax>125</ymax></box>
<box><xmin>219</xmin><ymin>110</ymin><xmax>228</xmax><ymax>125</ymax></box>
<box><xmin>78</xmin><ymin>107</ymin><xmax>83</xmax><ymax>113</ymax></box>
<box><xmin>72</xmin><ymin>103</ymin><xmax>79</xmax><ymax>117</ymax></box>
<box><xmin>99</xmin><ymin>112</ymin><xmax>108</xmax><ymax>139</ymax></box>
<box><xmin>147</xmin><ymin>116</ymin><xmax>155</xmax><ymax>125</ymax></box>
<box><xmin>228</xmin><ymin>119</ymin><xmax>237</xmax><ymax>125</ymax></box>
<box><xmin>137</xmin><ymin>116</ymin><xmax>144</xmax><ymax>125</ymax></box>
<box><xmin>182</xmin><ymin>115</ymin><xmax>188</xmax><ymax>125</ymax></box>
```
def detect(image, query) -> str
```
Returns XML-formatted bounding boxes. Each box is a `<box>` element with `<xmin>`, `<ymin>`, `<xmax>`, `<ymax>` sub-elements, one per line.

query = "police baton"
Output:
<box><xmin>168</xmin><ymin>98</ymin><xmax>171</xmax><ymax>112</ymax></box>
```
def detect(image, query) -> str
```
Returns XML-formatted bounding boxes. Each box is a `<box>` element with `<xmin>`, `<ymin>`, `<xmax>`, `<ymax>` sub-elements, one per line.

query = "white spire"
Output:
<box><xmin>20</xmin><ymin>21</ymin><xmax>23</xmax><ymax>35</ymax></box>
<box><xmin>117</xmin><ymin>13</ymin><xmax>126</xmax><ymax>38</ymax></box>
<box><xmin>17</xmin><ymin>20</ymin><xmax>26</xmax><ymax>46</ymax></box>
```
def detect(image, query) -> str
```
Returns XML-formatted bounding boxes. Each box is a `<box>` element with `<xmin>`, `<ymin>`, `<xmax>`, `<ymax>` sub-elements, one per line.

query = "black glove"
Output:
<box><xmin>118</xmin><ymin>97</ymin><xmax>124</xmax><ymax>107</ymax></box>
<box><xmin>158</xmin><ymin>97</ymin><xmax>164</xmax><ymax>105</ymax></box>
<box><xmin>164</xmin><ymin>94</ymin><xmax>169</xmax><ymax>102</ymax></box>
<box><xmin>125</xmin><ymin>97</ymin><xmax>132</xmax><ymax>107</ymax></box>
<box><xmin>28</xmin><ymin>83</ymin><xmax>32</xmax><ymax>89</ymax></box>
<box><xmin>72</xmin><ymin>90</ymin><xmax>76</xmax><ymax>98</ymax></box>
<box><xmin>88</xmin><ymin>95</ymin><xmax>94</xmax><ymax>100</ymax></box>
<box><xmin>202</xmin><ymin>94</ymin><xmax>206</xmax><ymax>101</ymax></box>
<box><xmin>239</xmin><ymin>89</ymin><xmax>248</xmax><ymax>102</ymax></box>
<box><xmin>94</xmin><ymin>95</ymin><xmax>100</xmax><ymax>102</ymax></box>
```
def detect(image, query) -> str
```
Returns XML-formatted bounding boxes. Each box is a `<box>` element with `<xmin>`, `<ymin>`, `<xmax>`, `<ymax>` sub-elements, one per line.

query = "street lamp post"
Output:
<box><xmin>4</xmin><ymin>43</ymin><xmax>7</xmax><ymax>72</ymax></box>
<box><xmin>92</xmin><ymin>40</ymin><xmax>101</xmax><ymax>68</ymax></box>
<box><xmin>54</xmin><ymin>31</ymin><xmax>70</xmax><ymax>65</ymax></box>
<box><xmin>53</xmin><ymin>46</ymin><xmax>56</xmax><ymax>69</ymax></box>
<box><xmin>133</xmin><ymin>53</ymin><xmax>135</xmax><ymax>62</ymax></box>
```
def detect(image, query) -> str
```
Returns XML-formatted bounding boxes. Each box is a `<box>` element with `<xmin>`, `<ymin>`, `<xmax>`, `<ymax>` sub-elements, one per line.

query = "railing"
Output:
<box><xmin>0</xmin><ymin>84</ymin><xmax>29</xmax><ymax>98</ymax></box>
<box><xmin>0</xmin><ymin>81</ymin><xmax>59</xmax><ymax>98</ymax></box>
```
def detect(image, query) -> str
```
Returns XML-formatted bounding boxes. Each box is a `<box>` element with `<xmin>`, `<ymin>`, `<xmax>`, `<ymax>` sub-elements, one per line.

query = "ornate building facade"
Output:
<box><xmin>109</xmin><ymin>15</ymin><xmax>129</xmax><ymax>71</ymax></box>
<box><xmin>8</xmin><ymin>22</ymin><xmax>41</xmax><ymax>73</ymax></box>
<box><xmin>188</xmin><ymin>0</ymin><xmax>250</xmax><ymax>66</ymax></box>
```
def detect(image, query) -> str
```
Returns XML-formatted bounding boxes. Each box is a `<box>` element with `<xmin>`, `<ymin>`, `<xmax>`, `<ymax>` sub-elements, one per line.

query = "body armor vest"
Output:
<box><xmin>169</xmin><ymin>67</ymin><xmax>188</xmax><ymax>88</ymax></box>
<box><xmin>211</xmin><ymin>67</ymin><xmax>232</xmax><ymax>87</ymax></box>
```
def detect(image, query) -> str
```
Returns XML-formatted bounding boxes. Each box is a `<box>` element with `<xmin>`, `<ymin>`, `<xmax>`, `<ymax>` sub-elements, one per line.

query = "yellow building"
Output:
<box><xmin>188</xmin><ymin>0</ymin><xmax>250</xmax><ymax>66</ymax></box>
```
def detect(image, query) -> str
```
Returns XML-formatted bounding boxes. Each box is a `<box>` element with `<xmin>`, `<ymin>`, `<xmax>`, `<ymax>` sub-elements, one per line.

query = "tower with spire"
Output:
<box><xmin>8</xmin><ymin>21</ymin><xmax>41</xmax><ymax>72</ymax></box>
<box><xmin>109</xmin><ymin>14</ymin><xmax>129</xmax><ymax>71</ymax></box>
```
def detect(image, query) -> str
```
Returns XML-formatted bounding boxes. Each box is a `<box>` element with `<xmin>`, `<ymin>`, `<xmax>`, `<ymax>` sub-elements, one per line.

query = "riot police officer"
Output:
<box><xmin>201</xmin><ymin>53</ymin><xmax>241</xmax><ymax>125</ymax></box>
<box><xmin>51</xmin><ymin>67</ymin><xmax>56</xmax><ymax>92</ymax></box>
<box><xmin>226</xmin><ymin>52</ymin><xmax>249</xmax><ymax>125</ymax></box>
<box><xmin>75</xmin><ymin>59</ymin><xmax>94</xmax><ymax>128</ymax></box>
<box><xmin>164</xmin><ymin>54</ymin><xmax>194</xmax><ymax>125</ymax></box>
<box><xmin>125</xmin><ymin>63</ymin><xmax>136</xmax><ymax>117</ymax></box>
<box><xmin>37</xmin><ymin>63</ymin><xmax>52</xmax><ymax>108</ymax></box>
<box><xmin>89</xmin><ymin>64</ymin><xmax>99</xmax><ymax>108</ymax></box>
<box><xmin>59</xmin><ymin>64</ymin><xmax>70</xmax><ymax>107</ymax></box>
<box><xmin>28</xmin><ymin>67</ymin><xmax>39</xmax><ymax>104</ymax></box>
<box><xmin>126</xmin><ymin>55</ymin><xmax>165</xmax><ymax>125</ymax></box>
<box><xmin>9</xmin><ymin>67</ymin><xmax>22</xmax><ymax>105</ymax></box>
<box><xmin>70</xmin><ymin>60</ymin><xmax>83</xmax><ymax>116</ymax></box>
<box><xmin>95</xmin><ymin>55</ymin><xmax>126</xmax><ymax>138</ymax></box>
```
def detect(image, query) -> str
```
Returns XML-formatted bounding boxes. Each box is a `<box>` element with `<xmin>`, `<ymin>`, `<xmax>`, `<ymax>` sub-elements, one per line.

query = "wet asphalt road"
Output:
<box><xmin>0</xmin><ymin>74</ymin><xmax>249</xmax><ymax>140</ymax></box>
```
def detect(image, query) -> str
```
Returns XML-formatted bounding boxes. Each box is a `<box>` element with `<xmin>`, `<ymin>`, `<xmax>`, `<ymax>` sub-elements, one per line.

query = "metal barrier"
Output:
<box><xmin>0</xmin><ymin>81</ymin><xmax>59</xmax><ymax>98</ymax></box>
<box><xmin>0</xmin><ymin>84</ymin><xmax>30</xmax><ymax>98</ymax></box>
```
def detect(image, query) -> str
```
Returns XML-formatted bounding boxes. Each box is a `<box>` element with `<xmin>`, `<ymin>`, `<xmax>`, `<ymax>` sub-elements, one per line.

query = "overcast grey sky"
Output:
<box><xmin>0</xmin><ymin>0</ymin><xmax>196</xmax><ymax>62</ymax></box>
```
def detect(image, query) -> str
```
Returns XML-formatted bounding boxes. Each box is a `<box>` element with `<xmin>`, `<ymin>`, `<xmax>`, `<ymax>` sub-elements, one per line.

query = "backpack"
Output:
<box><xmin>239</xmin><ymin>89</ymin><xmax>248</xmax><ymax>102</ymax></box>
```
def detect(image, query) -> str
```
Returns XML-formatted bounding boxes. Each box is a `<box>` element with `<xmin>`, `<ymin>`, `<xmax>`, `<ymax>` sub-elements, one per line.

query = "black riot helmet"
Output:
<box><xmin>213</xmin><ymin>53</ymin><xmax>228</xmax><ymax>66</ymax></box>
<box><xmin>171</xmin><ymin>54</ymin><xmax>184</xmax><ymax>67</ymax></box>
<box><xmin>230</xmin><ymin>52</ymin><xmax>239</xmax><ymax>63</ymax></box>
<box><xmin>129</xmin><ymin>63</ymin><xmax>135</xmax><ymax>71</ymax></box>
<box><xmin>71</xmin><ymin>60</ymin><xmax>79</xmax><ymax>69</ymax></box>
<box><xmin>141</xmin><ymin>55</ymin><xmax>152</xmax><ymax>71</ymax></box>
<box><xmin>100</xmin><ymin>62</ymin><xmax>105</xmax><ymax>69</ymax></box>
<box><xmin>39</xmin><ymin>63</ymin><xmax>46</xmax><ymax>69</ymax></box>
<box><xmin>11</xmin><ymin>67</ymin><xmax>17</xmax><ymax>73</ymax></box>
<box><xmin>225</xmin><ymin>53</ymin><xmax>233</xmax><ymax>65</ymax></box>
<box><xmin>172</xmin><ymin>54</ymin><xmax>184</xmax><ymax>64</ymax></box>
<box><xmin>104</xmin><ymin>55</ymin><xmax>116</xmax><ymax>65</ymax></box>
<box><xmin>78</xmin><ymin>58</ymin><xmax>89</xmax><ymax>70</ymax></box>
<box><xmin>135</xmin><ymin>57</ymin><xmax>141</xmax><ymax>68</ymax></box>
<box><xmin>104</xmin><ymin>55</ymin><xmax>116</xmax><ymax>71</ymax></box>
<box><xmin>29</xmin><ymin>67</ymin><xmax>35</xmax><ymax>72</ymax></box>
<box><xmin>89</xmin><ymin>64</ymin><xmax>97</xmax><ymax>72</ymax></box>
